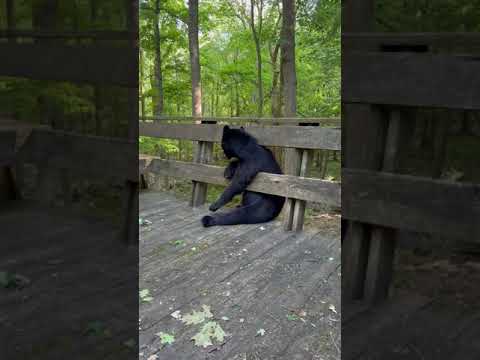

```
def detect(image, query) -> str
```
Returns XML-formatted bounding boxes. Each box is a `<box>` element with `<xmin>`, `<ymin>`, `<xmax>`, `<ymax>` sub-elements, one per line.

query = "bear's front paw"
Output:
<box><xmin>201</xmin><ymin>215</ymin><xmax>215</xmax><ymax>227</ymax></box>
<box><xmin>209</xmin><ymin>202</ymin><xmax>220</xmax><ymax>212</ymax></box>
<box><xmin>224</xmin><ymin>167</ymin><xmax>234</xmax><ymax>180</ymax></box>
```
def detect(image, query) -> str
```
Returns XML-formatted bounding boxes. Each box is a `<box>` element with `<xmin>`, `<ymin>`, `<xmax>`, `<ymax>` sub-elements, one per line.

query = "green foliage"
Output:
<box><xmin>375</xmin><ymin>0</ymin><xmax>480</xmax><ymax>32</ymax></box>
<box><xmin>140</xmin><ymin>0</ymin><xmax>340</xmax><ymax>118</ymax></box>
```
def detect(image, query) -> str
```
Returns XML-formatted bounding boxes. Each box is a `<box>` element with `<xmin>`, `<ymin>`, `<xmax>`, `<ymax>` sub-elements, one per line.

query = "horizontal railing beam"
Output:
<box><xmin>342</xmin><ymin>32</ymin><xmax>480</xmax><ymax>49</ymax></box>
<box><xmin>0</xmin><ymin>43</ymin><xmax>137</xmax><ymax>87</ymax></box>
<box><xmin>342</xmin><ymin>168</ymin><xmax>480</xmax><ymax>241</ymax></box>
<box><xmin>142</xmin><ymin>158</ymin><xmax>340</xmax><ymax>207</ymax></box>
<box><xmin>19</xmin><ymin>129</ymin><xmax>138</xmax><ymax>182</ymax></box>
<box><xmin>343</xmin><ymin>52</ymin><xmax>480</xmax><ymax>110</ymax></box>
<box><xmin>140</xmin><ymin>116</ymin><xmax>340</xmax><ymax>126</ymax></box>
<box><xmin>140</xmin><ymin>123</ymin><xmax>341</xmax><ymax>151</ymax></box>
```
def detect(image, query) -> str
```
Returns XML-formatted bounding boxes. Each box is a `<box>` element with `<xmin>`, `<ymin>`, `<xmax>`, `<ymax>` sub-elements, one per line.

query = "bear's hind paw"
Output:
<box><xmin>201</xmin><ymin>215</ymin><xmax>215</xmax><ymax>227</ymax></box>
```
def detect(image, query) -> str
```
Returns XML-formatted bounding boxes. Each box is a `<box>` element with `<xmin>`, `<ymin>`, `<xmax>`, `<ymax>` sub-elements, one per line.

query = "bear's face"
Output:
<box><xmin>221</xmin><ymin>126</ymin><xmax>251</xmax><ymax>159</ymax></box>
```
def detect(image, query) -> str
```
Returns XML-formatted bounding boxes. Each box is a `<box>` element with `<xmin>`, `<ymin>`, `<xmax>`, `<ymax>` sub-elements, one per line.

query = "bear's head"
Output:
<box><xmin>221</xmin><ymin>125</ymin><xmax>256</xmax><ymax>159</ymax></box>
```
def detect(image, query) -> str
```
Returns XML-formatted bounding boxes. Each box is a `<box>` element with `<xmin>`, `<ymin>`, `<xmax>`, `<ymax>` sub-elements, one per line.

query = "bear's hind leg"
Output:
<box><xmin>202</xmin><ymin>201</ymin><xmax>275</xmax><ymax>227</ymax></box>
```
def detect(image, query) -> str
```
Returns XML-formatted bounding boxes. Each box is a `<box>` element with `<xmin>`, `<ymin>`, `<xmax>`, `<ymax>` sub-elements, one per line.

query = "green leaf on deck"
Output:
<box><xmin>0</xmin><ymin>271</ymin><xmax>13</xmax><ymax>288</ymax></box>
<box><xmin>170</xmin><ymin>240</ymin><xmax>185</xmax><ymax>247</ymax></box>
<box><xmin>192</xmin><ymin>321</ymin><xmax>226</xmax><ymax>348</ymax></box>
<box><xmin>182</xmin><ymin>305</ymin><xmax>213</xmax><ymax>325</ymax></box>
<box><xmin>123</xmin><ymin>338</ymin><xmax>136</xmax><ymax>348</ymax></box>
<box><xmin>286</xmin><ymin>314</ymin><xmax>300</xmax><ymax>321</ymax></box>
<box><xmin>140</xmin><ymin>289</ymin><xmax>154</xmax><ymax>303</ymax></box>
<box><xmin>84</xmin><ymin>321</ymin><xmax>111</xmax><ymax>337</ymax></box>
<box><xmin>156</xmin><ymin>332</ymin><xmax>175</xmax><ymax>346</ymax></box>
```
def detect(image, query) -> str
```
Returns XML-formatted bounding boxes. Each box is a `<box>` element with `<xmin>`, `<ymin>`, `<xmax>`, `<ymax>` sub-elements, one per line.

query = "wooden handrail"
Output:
<box><xmin>343</xmin><ymin>52</ymin><xmax>480</xmax><ymax>110</ymax></box>
<box><xmin>342</xmin><ymin>32</ymin><xmax>480</xmax><ymax>48</ymax></box>
<box><xmin>0</xmin><ymin>30</ymin><xmax>132</xmax><ymax>40</ymax></box>
<box><xmin>343</xmin><ymin>168</ymin><xmax>480</xmax><ymax>241</ymax></box>
<box><xmin>140</xmin><ymin>123</ymin><xmax>341</xmax><ymax>150</ymax></box>
<box><xmin>140</xmin><ymin>115</ymin><xmax>340</xmax><ymax>127</ymax></box>
<box><xmin>141</xmin><ymin>158</ymin><xmax>341</xmax><ymax>207</ymax></box>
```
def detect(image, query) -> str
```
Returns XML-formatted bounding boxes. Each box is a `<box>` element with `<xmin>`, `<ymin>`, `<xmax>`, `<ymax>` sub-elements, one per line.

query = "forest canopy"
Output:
<box><xmin>139</xmin><ymin>0</ymin><xmax>341</xmax><ymax>118</ymax></box>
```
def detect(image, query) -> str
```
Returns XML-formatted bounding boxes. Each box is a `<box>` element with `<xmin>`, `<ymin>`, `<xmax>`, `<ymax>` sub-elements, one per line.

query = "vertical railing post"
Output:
<box><xmin>190</xmin><ymin>120</ymin><xmax>215</xmax><ymax>207</ymax></box>
<box><xmin>363</xmin><ymin>108</ymin><xmax>402</xmax><ymax>302</ymax></box>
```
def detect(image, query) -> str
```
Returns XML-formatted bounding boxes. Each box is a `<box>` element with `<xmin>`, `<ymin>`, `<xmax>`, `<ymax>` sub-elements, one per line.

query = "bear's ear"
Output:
<box><xmin>240</xmin><ymin>126</ymin><xmax>245</xmax><ymax>132</ymax></box>
<box><xmin>223</xmin><ymin>125</ymin><xmax>230</xmax><ymax>133</ymax></box>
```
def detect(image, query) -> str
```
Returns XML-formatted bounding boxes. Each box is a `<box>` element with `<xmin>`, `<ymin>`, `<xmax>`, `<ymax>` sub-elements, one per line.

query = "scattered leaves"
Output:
<box><xmin>123</xmin><ymin>338</ymin><xmax>136</xmax><ymax>348</ymax></box>
<box><xmin>286</xmin><ymin>314</ymin><xmax>299</xmax><ymax>321</ymax></box>
<box><xmin>139</xmin><ymin>218</ymin><xmax>152</xmax><ymax>226</ymax></box>
<box><xmin>170</xmin><ymin>240</ymin><xmax>185</xmax><ymax>247</ymax></box>
<box><xmin>192</xmin><ymin>321</ymin><xmax>226</xmax><ymax>348</ymax></box>
<box><xmin>170</xmin><ymin>310</ymin><xmax>182</xmax><ymax>320</ymax></box>
<box><xmin>328</xmin><ymin>304</ymin><xmax>337</xmax><ymax>314</ymax></box>
<box><xmin>182</xmin><ymin>305</ymin><xmax>213</xmax><ymax>325</ymax></box>
<box><xmin>84</xmin><ymin>321</ymin><xmax>111</xmax><ymax>337</ymax></box>
<box><xmin>256</xmin><ymin>328</ymin><xmax>266</xmax><ymax>337</ymax></box>
<box><xmin>140</xmin><ymin>289</ymin><xmax>154</xmax><ymax>303</ymax></box>
<box><xmin>156</xmin><ymin>332</ymin><xmax>175</xmax><ymax>346</ymax></box>
<box><xmin>0</xmin><ymin>271</ymin><xmax>30</xmax><ymax>289</ymax></box>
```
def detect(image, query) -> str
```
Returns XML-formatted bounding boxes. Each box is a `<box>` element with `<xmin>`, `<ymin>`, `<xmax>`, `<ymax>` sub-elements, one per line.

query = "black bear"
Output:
<box><xmin>201</xmin><ymin>125</ymin><xmax>285</xmax><ymax>227</ymax></box>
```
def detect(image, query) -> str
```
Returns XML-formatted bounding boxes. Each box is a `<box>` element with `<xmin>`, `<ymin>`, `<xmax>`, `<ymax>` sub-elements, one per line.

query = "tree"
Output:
<box><xmin>280</xmin><ymin>0</ymin><xmax>297</xmax><ymax>117</ymax></box>
<box><xmin>249</xmin><ymin>0</ymin><xmax>264</xmax><ymax>116</ymax></box>
<box><xmin>152</xmin><ymin>0</ymin><xmax>164</xmax><ymax>116</ymax></box>
<box><xmin>188</xmin><ymin>0</ymin><xmax>202</xmax><ymax>117</ymax></box>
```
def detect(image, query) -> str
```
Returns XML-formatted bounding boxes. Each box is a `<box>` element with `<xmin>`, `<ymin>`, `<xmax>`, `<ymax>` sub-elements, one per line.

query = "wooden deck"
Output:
<box><xmin>139</xmin><ymin>192</ymin><xmax>341</xmax><ymax>360</ymax></box>
<box><xmin>0</xmin><ymin>200</ymin><xmax>137</xmax><ymax>360</ymax></box>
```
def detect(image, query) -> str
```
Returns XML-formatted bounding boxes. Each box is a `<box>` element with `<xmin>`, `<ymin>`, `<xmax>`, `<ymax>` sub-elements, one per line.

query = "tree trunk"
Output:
<box><xmin>249</xmin><ymin>0</ymin><xmax>264</xmax><ymax>117</ymax></box>
<box><xmin>188</xmin><ymin>0</ymin><xmax>202</xmax><ymax>118</ymax></box>
<box><xmin>270</xmin><ymin>41</ymin><xmax>281</xmax><ymax>117</ymax></box>
<box><xmin>91</xmin><ymin>0</ymin><xmax>103</xmax><ymax>135</ymax></box>
<box><xmin>6</xmin><ymin>0</ymin><xmax>16</xmax><ymax>43</ymax></box>
<box><xmin>153</xmin><ymin>0</ymin><xmax>164</xmax><ymax>116</ymax></box>
<box><xmin>139</xmin><ymin>49</ymin><xmax>146</xmax><ymax>118</ymax></box>
<box><xmin>280</xmin><ymin>0</ymin><xmax>297</xmax><ymax>117</ymax></box>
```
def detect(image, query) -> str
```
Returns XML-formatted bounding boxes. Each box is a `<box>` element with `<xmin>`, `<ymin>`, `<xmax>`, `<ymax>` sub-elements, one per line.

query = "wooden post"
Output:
<box><xmin>283</xmin><ymin>147</ymin><xmax>302</xmax><ymax>230</ymax></box>
<box><xmin>364</xmin><ymin>109</ymin><xmax>402</xmax><ymax>302</ymax></box>
<box><xmin>291</xmin><ymin>149</ymin><xmax>310</xmax><ymax>232</ymax></box>
<box><xmin>342</xmin><ymin>104</ymin><xmax>387</xmax><ymax>301</ymax></box>
<box><xmin>342</xmin><ymin>0</ymin><xmax>379</xmax><ymax>302</ymax></box>
<box><xmin>191</xmin><ymin>120</ymin><xmax>215</xmax><ymax>207</ymax></box>
<box><xmin>122</xmin><ymin>0</ymin><xmax>139</xmax><ymax>245</ymax></box>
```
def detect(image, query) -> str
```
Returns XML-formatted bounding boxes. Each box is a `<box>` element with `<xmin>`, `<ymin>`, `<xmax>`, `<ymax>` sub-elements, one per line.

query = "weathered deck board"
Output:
<box><xmin>139</xmin><ymin>192</ymin><xmax>341</xmax><ymax>360</ymax></box>
<box><xmin>0</xmin><ymin>201</ymin><xmax>137</xmax><ymax>360</ymax></box>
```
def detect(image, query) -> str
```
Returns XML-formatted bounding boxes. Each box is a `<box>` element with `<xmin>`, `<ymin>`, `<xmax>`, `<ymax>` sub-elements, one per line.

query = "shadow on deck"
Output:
<box><xmin>139</xmin><ymin>192</ymin><xmax>341</xmax><ymax>360</ymax></box>
<box><xmin>0</xmin><ymin>201</ymin><xmax>137</xmax><ymax>359</ymax></box>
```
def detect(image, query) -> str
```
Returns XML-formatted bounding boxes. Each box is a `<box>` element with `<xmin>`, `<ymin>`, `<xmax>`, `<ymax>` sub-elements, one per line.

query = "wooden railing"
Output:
<box><xmin>8</xmin><ymin>128</ymin><xmax>138</xmax><ymax>243</ymax></box>
<box><xmin>342</xmin><ymin>33</ymin><xmax>480</xmax><ymax>304</ymax></box>
<box><xmin>139</xmin><ymin>117</ymin><xmax>341</xmax><ymax>232</ymax></box>
<box><xmin>140</xmin><ymin>116</ymin><xmax>340</xmax><ymax>127</ymax></box>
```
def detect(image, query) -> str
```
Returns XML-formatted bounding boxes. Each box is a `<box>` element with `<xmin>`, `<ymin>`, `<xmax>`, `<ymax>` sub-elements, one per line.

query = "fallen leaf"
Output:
<box><xmin>147</xmin><ymin>355</ymin><xmax>158</xmax><ymax>360</ymax></box>
<box><xmin>286</xmin><ymin>314</ymin><xmax>299</xmax><ymax>321</ymax></box>
<box><xmin>156</xmin><ymin>332</ymin><xmax>175</xmax><ymax>346</ymax></box>
<box><xmin>171</xmin><ymin>310</ymin><xmax>182</xmax><ymax>320</ymax></box>
<box><xmin>182</xmin><ymin>305</ymin><xmax>213</xmax><ymax>325</ymax></box>
<box><xmin>123</xmin><ymin>338</ymin><xmax>136</xmax><ymax>348</ymax></box>
<box><xmin>328</xmin><ymin>304</ymin><xmax>337</xmax><ymax>314</ymax></box>
<box><xmin>192</xmin><ymin>321</ymin><xmax>226</xmax><ymax>348</ymax></box>
<box><xmin>84</xmin><ymin>321</ymin><xmax>110</xmax><ymax>337</ymax></box>
<box><xmin>256</xmin><ymin>328</ymin><xmax>266</xmax><ymax>337</ymax></box>
<box><xmin>221</xmin><ymin>316</ymin><xmax>230</xmax><ymax>321</ymax></box>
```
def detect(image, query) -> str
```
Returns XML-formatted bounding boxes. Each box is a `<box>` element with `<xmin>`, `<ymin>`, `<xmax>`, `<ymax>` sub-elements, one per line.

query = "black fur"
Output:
<box><xmin>201</xmin><ymin>125</ymin><xmax>285</xmax><ymax>227</ymax></box>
